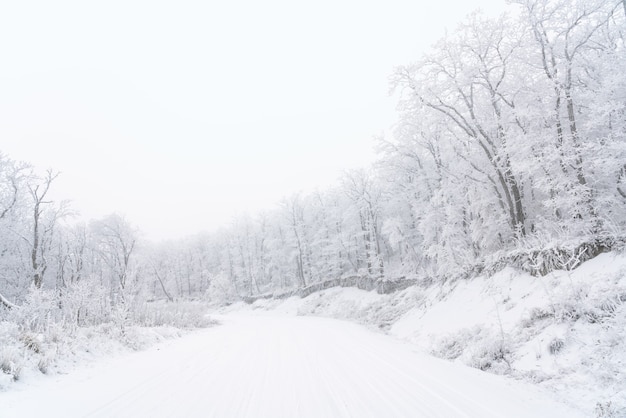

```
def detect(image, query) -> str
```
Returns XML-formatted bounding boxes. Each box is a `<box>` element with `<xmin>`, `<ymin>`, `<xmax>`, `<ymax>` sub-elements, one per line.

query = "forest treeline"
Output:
<box><xmin>0</xmin><ymin>0</ymin><xmax>625</xmax><ymax>319</ymax></box>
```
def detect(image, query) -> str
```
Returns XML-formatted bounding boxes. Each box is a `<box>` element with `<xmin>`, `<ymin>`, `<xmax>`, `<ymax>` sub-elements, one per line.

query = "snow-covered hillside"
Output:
<box><xmin>232</xmin><ymin>252</ymin><xmax>626</xmax><ymax>417</ymax></box>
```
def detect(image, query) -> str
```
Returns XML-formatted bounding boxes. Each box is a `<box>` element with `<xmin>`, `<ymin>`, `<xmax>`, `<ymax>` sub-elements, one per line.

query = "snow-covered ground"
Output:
<box><xmin>1</xmin><ymin>313</ymin><xmax>582</xmax><ymax>418</ymax></box>
<box><xmin>238</xmin><ymin>252</ymin><xmax>626</xmax><ymax>416</ymax></box>
<box><xmin>2</xmin><ymin>253</ymin><xmax>623</xmax><ymax>417</ymax></box>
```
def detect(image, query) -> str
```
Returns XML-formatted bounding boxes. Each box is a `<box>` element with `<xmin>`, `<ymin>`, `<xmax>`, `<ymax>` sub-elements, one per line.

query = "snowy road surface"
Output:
<box><xmin>2</xmin><ymin>313</ymin><xmax>582</xmax><ymax>418</ymax></box>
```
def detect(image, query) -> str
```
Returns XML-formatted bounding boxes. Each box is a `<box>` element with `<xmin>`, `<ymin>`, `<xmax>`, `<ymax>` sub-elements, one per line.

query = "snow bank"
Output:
<box><xmin>233</xmin><ymin>252</ymin><xmax>626</xmax><ymax>417</ymax></box>
<box><xmin>0</xmin><ymin>300</ymin><xmax>216</xmax><ymax>391</ymax></box>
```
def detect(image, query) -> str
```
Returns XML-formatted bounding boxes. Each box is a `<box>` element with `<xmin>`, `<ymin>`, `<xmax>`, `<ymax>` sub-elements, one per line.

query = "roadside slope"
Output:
<box><xmin>237</xmin><ymin>252</ymin><xmax>626</xmax><ymax>416</ymax></box>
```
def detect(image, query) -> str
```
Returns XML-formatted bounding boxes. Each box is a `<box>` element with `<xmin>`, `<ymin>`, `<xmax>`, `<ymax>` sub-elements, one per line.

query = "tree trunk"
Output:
<box><xmin>153</xmin><ymin>267</ymin><xmax>174</xmax><ymax>302</ymax></box>
<box><xmin>359</xmin><ymin>211</ymin><xmax>373</xmax><ymax>275</ymax></box>
<box><xmin>32</xmin><ymin>199</ymin><xmax>42</xmax><ymax>288</ymax></box>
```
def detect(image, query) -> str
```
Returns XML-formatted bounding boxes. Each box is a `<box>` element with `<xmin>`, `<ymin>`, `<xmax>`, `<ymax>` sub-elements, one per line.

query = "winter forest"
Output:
<box><xmin>1</xmin><ymin>0</ymin><xmax>626</xmax><ymax>414</ymax></box>
<box><xmin>3</xmin><ymin>0</ymin><xmax>624</xmax><ymax>309</ymax></box>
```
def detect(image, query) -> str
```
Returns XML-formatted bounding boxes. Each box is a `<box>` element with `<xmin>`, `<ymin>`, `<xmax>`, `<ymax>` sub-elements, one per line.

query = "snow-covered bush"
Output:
<box><xmin>20</xmin><ymin>332</ymin><xmax>43</xmax><ymax>354</ymax></box>
<box><xmin>205</xmin><ymin>272</ymin><xmax>238</xmax><ymax>306</ymax></box>
<box><xmin>431</xmin><ymin>326</ymin><xmax>512</xmax><ymax>374</ymax></box>
<box><xmin>468</xmin><ymin>341</ymin><xmax>512</xmax><ymax>374</ymax></box>
<box><xmin>430</xmin><ymin>329</ymin><xmax>475</xmax><ymax>360</ymax></box>
<box><xmin>58</xmin><ymin>282</ymin><xmax>110</xmax><ymax>329</ymax></box>
<box><xmin>7</xmin><ymin>288</ymin><xmax>57</xmax><ymax>333</ymax></box>
<box><xmin>295</xmin><ymin>286</ymin><xmax>423</xmax><ymax>330</ymax></box>
<box><xmin>595</xmin><ymin>401</ymin><xmax>617</xmax><ymax>418</ymax></box>
<box><xmin>0</xmin><ymin>346</ymin><xmax>23</xmax><ymax>381</ymax></box>
<box><xmin>548</xmin><ymin>337</ymin><xmax>565</xmax><ymax>355</ymax></box>
<box><xmin>0</xmin><ymin>280</ymin><xmax>215</xmax><ymax>389</ymax></box>
<box><xmin>131</xmin><ymin>300</ymin><xmax>213</xmax><ymax>329</ymax></box>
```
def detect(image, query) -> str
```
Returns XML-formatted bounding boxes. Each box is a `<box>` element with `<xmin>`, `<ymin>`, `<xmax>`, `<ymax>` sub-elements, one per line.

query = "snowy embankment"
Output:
<box><xmin>2</xmin><ymin>313</ymin><xmax>583</xmax><ymax>418</ymax></box>
<box><xmin>0</xmin><ymin>300</ymin><xmax>214</xmax><ymax>390</ymax></box>
<box><xmin>229</xmin><ymin>252</ymin><xmax>626</xmax><ymax>417</ymax></box>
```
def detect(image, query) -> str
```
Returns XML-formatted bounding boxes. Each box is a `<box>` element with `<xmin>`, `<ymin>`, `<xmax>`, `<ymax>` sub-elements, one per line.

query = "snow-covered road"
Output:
<box><xmin>1</xmin><ymin>313</ymin><xmax>582</xmax><ymax>417</ymax></box>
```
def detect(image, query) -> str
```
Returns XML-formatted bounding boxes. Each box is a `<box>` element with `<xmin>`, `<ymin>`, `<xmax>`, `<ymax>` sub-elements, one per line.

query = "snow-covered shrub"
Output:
<box><xmin>205</xmin><ymin>272</ymin><xmax>238</xmax><ymax>305</ymax></box>
<box><xmin>37</xmin><ymin>353</ymin><xmax>54</xmax><ymax>374</ymax></box>
<box><xmin>20</xmin><ymin>332</ymin><xmax>43</xmax><ymax>354</ymax></box>
<box><xmin>430</xmin><ymin>329</ymin><xmax>475</xmax><ymax>360</ymax></box>
<box><xmin>295</xmin><ymin>286</ymin><xmax>424</xmax><ymax>331</ymax></box>
<box><xmin>598</xmin><ymin>295</ymin><xmax>624</xmax><ymax>316</ymax></box>
<box><xmin>111</xmin><ymin>302</ymin><xmax>131</xmax><ymax>333</ymax></box>
<box><xmin>58</xmin><ymin>282</ymin><xmax>110</xmax><ymax>329</ymax></box>
<box><xmin>430</xmin><ymin>325</ymin><xmax>512</xmax><ymax>374</ymax></box>
<box><xmin>549</xmin><ymin>283</ymin><xmax>626</xmax><ymax>326</ymax></box>
<box><xmin>45</xmin><ymin>322</ymin><xmax>66</xmax><ymax>345</ymax></box>
<box><xmin>433</xmin><ymin>326</ymin><xmax>512</xmax><ymax>374</ymax></box>
<box><xmin>7</xmin><ymin>288</ymin><xmax>57</xmax><ymax>333</ymax></box>
<box><xmin>131</xmin><ymin>300</ymin><xmax>213</xmax><ymax>329</ymax></box>
<box><xmin>477</xmin><ymin>237</ymin><xmax>626</xmax><ymax>280</ymax></box>
<box><xmin>548</xmin><ymin>337</ymin><xmax>564</xmax><ymax>355</ymax></box>
<box><xmin>595</xmin><ymin>401</ymin><xmax>617</xmax><ymax>418</ymax></box>
<box><xmin>468</xmin><ymin>339</ymin><xmax>512</xmax><ymax>374</ymax></box>
<box><xmin>520</xmin><ymin>307</ymin><xmax>554</xmax><ymax>329</ymax></box>
<box><xmin>581</xmin><ymin>294</ymin><xmax>625</xmax><ymax>324</ymax></box>
<box><xmin>553</xmin><ymin>302</ymin><xmax>581</xmax><ymax>323</ymax></box>
<box><xmin>0</xmin><ymin>347</ymin><xmax>23</xmax><ymax>381</ymax></box>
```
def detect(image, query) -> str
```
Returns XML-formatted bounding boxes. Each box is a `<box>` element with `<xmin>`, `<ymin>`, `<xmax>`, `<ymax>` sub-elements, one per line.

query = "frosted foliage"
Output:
<box><xmin>0</xmin><ymin>0</ymin><xmax>624</xmax><ymax>409</ymax></box>
<box><xmin>0</xmin><ymin>1</ymin><xmax>621</xmax><ymax>313</ymax></box>
<box><xmin>385</xmin><ymin>0</ymin><xmax>626</xmax><ymax>274</ymax></box>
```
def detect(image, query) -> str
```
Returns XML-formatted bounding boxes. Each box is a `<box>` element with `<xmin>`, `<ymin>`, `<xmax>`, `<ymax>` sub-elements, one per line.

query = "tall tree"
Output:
<box><xmin>90</xmin><ymin>214</ymin><xmax>138</xmax><ymax>303</ymax></box>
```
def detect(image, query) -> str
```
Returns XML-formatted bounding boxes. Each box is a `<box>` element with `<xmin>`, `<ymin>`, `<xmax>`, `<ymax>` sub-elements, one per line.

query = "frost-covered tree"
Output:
<box><xmin>90</xmin><ymin>214</ymin><xmax>138</xmax><ymax>304</ymax></box>
<box><xmin>393</xmin><ymin>12</ymin><xmax>529</xmax><ymax>242</ymax></box>
<box><xmin>341</xmin><ymin>170</ymin><xmax>386</xmax><ymax>277</ymax></box>
<box><xmin>382</xmin><ymin>0</ymin><xmax>625</xmax><ymax>278</ymax></box>
<box><xmin>0</xmin><ymin>154</ymin><xmax>29</xmax><ymax>306</ymax></box>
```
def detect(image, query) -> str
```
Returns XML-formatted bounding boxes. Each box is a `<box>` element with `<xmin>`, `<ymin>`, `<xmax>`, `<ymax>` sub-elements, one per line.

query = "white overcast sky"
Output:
<box><xmin>0</xmin><ymin>0</ymin><xmax>506</xmax><ymax>241</ymax></box>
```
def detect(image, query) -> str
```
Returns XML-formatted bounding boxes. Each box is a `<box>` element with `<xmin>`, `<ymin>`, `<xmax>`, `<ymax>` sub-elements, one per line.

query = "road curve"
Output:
<box><xmin>1</xmin><ymin>313</ymin><xmax>581</xmax><ymax>418</ymax></box>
